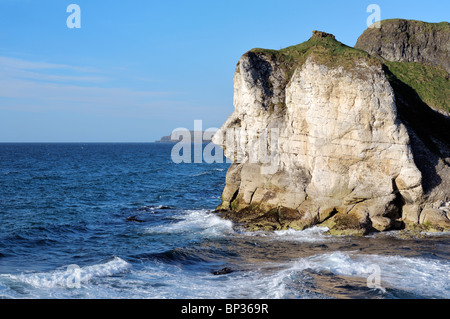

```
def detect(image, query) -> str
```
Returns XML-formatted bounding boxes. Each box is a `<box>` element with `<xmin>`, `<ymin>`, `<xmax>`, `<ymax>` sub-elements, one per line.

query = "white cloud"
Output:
<box><xmin>0</xmin><ymin>56</ymin><xmax>96</xmax><ymax>72</ymax></box>
<box><xmin>0</xmin><ymin>55</ymin><xmax>177</xmax><ymax>116</ymax></box>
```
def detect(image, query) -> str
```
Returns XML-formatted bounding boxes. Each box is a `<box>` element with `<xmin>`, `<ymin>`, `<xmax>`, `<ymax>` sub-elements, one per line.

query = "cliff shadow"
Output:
<box><xmin>245</xmin><ymin>51</ymin><xmax>275</xmax><ymax>103</ymax></box>
<box><xmin>383</xmin><ymin>65</ymin><xmax>450</xmax><ymax>194</ymax></box>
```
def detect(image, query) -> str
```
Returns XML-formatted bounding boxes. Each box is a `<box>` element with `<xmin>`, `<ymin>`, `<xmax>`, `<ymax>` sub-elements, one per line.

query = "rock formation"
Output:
<box><xmin>213</xmin><ymin>20</ymin><xmax>450</xmax><ymax>235</ymax></box>
<box><xmin>355</xmin><ymin>19</ymin><xmax>450</xmax><ymax>73</ymax></box>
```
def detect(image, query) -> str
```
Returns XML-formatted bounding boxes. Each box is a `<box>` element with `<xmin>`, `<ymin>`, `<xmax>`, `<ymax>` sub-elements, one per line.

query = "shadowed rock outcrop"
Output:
<box><xmin>355</xmin><ymin>19</ymin><xmax>450</xmax><ymax>73</ymax></box>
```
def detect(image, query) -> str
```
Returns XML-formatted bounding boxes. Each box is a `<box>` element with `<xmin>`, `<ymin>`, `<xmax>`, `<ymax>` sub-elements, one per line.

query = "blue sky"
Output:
<box><xmin>0</xmin><ymin>0</ymin><xmax>448</xmax><ymax>142</ymax></box>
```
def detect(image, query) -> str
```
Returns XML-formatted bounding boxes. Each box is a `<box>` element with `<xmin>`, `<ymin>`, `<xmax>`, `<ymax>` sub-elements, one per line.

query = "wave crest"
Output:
<box><xmin>4</xmin><ymin>256</ymin><xmax>131</xmax><ymax>289</ymax></box>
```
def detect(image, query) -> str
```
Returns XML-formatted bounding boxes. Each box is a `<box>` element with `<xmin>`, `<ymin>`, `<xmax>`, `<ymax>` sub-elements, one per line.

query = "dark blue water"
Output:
<box><xmin>0</xmin><ymin>143</ymin><xmax>449</xmax><ymax>299</ymax></box>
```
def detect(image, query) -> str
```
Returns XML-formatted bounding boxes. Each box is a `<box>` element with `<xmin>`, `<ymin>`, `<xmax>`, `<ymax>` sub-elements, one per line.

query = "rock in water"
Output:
<box><xmin>126</xmin><ymin>215</ymin><xmax>145</xmax><ymax>223</ymax></box>
<box><xmin>212</xmin><ymin>267</ymin><xmax>234</xmax><ymax>275</ymax></box>
<box><xmin>213</xmin><ymin>22</ymin><xmax>450</xmax><ymax>235</ymax></box>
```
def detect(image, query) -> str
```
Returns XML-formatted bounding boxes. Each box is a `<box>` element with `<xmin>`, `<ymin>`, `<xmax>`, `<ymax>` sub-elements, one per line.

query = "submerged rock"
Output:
<box><xmin>213</xmin><ymin>21</ymin><xmax>450</xmax><ymax>235</ymax></box>
<box><xmin>212</xmin><ymin>267</ymin><xmax>234</xmax><ymax>275</ymax></box>
<box><xmin>126</xmin><ymin>215</ymin><xmax>145</xmax><ymax>223</ymax></box>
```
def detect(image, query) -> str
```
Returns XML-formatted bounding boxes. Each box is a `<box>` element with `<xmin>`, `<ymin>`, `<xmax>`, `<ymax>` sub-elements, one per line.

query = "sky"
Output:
<box><xmin>0</xmin><ymin>0</ymin><xmax>448</xmax><ymax>142</ymax></box>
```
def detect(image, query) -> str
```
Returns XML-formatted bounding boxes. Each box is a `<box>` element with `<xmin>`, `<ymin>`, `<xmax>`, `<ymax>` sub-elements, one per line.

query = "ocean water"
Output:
<box><xmin>0</xmin><ymin>143</ymin><xmax>449</xmax><ymax>299</ymax></box>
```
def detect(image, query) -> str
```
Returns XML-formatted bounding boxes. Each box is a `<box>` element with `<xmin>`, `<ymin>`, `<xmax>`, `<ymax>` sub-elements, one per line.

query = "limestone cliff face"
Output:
<box><xmin>213</xmin><ymin>26</ymin><xmax>450</xmax><ymax>234</ymax></box>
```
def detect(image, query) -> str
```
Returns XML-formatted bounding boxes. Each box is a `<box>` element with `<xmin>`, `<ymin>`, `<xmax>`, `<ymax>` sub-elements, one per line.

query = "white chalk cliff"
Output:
<box><xmin>213</xmin><ymin>27</ymin><xmax>450</xmax><ymax>234</ymax></box>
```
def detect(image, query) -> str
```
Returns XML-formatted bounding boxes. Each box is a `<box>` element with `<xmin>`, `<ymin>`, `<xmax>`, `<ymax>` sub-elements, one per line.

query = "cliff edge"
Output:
<box><xmin>213</xmin><ymin>20</ymin><xmax>450</xmax><ymax>235</ymax></box>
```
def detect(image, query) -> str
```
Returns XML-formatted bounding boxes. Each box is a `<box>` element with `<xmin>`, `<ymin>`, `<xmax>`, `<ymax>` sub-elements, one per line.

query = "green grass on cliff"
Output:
<box><xmin>247</xmin><ymin>28</ymin><xmax>449</xmax><ymax>114</ymax></box>
<box><xmin>248</xmin><ymin>32</ymin><xmax>382</xmax><ymax>87</ymax></box>
<box><xmin>385</xmin><ymin>61</ymin><xmax>450</xmax><ymax>113</ymax></box>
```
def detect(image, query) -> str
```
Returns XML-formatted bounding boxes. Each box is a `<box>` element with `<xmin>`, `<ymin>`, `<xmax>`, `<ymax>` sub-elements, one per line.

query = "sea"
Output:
<box><xmin>0</xmin><ymin>143</ymin><xmax>449</xmax><ymax>299</ymax></box>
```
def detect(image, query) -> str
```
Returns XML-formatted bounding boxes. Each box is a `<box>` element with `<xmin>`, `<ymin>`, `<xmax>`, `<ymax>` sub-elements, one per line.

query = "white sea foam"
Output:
<box><xmin>120</xmin><ymin>256</ymin><xmax>326</xmax><ymax>299</ymax></box>
<box><xmin>199</xmin><ymin>251</ymin><xmax>450</xmax><ymax>299</ymax></box>
<box><xmin>2</xmin><ymin>250</ymin><xmax>448</xmax><ymax>299</ymax></box>
<box><xmin>1</xmin><ymin>214</ymin><xmax>448</xmax><ymax>299</ymax></box>
<box><xmin>240</xmin><ymin>226</ymin><xmax>331</xmax><ymax>243</ymax></box>
<box><xmin>133</xmin><ymin>251</ymin><xmax>449</xmax><ymax>299</ymax></box>
<box><xmin>144</xmin><ymin>209</ymin><xmax>235</xmax><ymax>238</ymax></box>
<box><xmin>289</xmin><ymin>252</ymin><xmax>450</xmax><ymax>298</ymax></box>
<box><xmin>2</xmin><ymin>256</ymin><xmax>131</xmax><ymax>290</ymax></box>
<box><xmin>273</xmin><ymin>226</ymin><xmax>330</xmax><ymax>242</ymax></box>
<box><xmin>191</xmin><ymin>168</ymin><xmax>226</xmax><ymax>177</ymax></box>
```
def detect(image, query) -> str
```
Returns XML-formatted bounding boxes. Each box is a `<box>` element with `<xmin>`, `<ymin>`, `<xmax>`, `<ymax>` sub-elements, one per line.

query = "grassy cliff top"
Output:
<box><xmin>384</xmin><ymin>61</ymin><xmax>449</xmax><ymax>113</ymax></box>
<box><xmin>244</xmin><ymin>24</ymin><xmax>449</xmax><ymax>114</ymax></box>
<box><xmin>246</xmin><ymin>31</ymin><xmax>382</xmax><ymax>86</ymax></box>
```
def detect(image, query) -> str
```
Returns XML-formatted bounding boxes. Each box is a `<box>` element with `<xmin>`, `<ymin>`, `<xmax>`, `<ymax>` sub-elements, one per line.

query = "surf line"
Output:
<box><xmin>181</xmin><ymin>303</ymin><xmax>215</xmax><ymax>316</ymax></box>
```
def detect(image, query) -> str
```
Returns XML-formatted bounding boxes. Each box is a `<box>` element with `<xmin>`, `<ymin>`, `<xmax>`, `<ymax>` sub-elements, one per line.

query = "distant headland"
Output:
<box><xmin>155</xmin><ymin>130</ymin><xmax>216</xmax><ymax>143</ymax></box>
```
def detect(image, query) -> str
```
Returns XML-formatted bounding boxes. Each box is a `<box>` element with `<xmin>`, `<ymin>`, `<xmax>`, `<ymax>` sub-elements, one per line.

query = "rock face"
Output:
<box><xmin>213</xmin><ymin>21</ymin><xmax>450</xmax><ymax>234</ymax></box>
<box><xmin>355</xmin><ymin>19</ymin><xmax>450</xmax><ymax>73</ymax></box>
